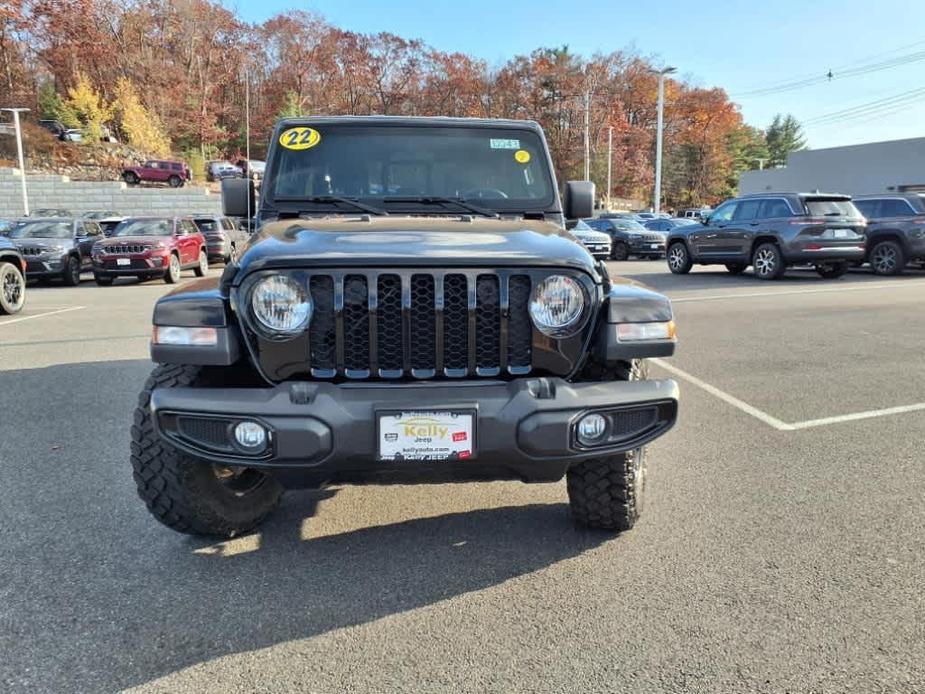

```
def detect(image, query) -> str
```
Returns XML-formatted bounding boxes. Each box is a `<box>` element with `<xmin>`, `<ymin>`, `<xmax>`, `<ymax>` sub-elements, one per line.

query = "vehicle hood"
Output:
<box><xmin>98</xmin><ymin>236</ymin><xmax>169</xmax><ymax>247</ymax></box>
<box><xmin>570</xmin><ymin>229</ymin><xmax>611</xmax><ymax>243</ymax></box>
<box><xmin>235</xmin><ymin>216</ymin><xmax>598</xmax><ymax>277</ymax></box>
<box><xmin>12</xmin><ymin>238</ymin><xmax>73</xmax><ymax>250</ymax></box>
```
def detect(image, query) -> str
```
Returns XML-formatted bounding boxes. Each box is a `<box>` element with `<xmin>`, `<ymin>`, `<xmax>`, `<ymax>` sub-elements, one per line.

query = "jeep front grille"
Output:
<box><xmin>104</xmin><ymin>244</ymin><xmax>148</xmax><ymax>254</ymax></box>
<box><xmin>248</xmin><ymin>270</ymin><xmax>537</xmax><ymax>380</ymax></box>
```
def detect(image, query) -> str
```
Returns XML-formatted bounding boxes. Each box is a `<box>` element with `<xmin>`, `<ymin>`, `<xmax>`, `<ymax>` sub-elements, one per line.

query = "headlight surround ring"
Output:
<box><xmin>529</xmin><ymin>274</ymin><xmax>587</xmax><ymax>337</ymax></box>
<box><xmin>249</xmin><ymin>274</ymin><xmax>312</xmax><ymax>338</ymax></box>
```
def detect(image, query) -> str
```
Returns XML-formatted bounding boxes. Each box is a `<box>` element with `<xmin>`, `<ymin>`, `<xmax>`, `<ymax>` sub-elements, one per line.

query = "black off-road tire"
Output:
<box><xmin>611</xmin><ymin>242</ymin><xmax>629</xmax><ymax>261</ymax></box>
<box><xmin>131</xmin><ymin>364</ymin><xmax>284</xmax><ymax>537</ymax></box>
<box><xmin>168</xmin><ymin>174</ymin><xmax>183</xmax><ymax>188</ymax></box>
<box><xmin>123</xmin><ymin>171</ymin><xmax>139</xmax><ymax>185</ymax></box>
<box><xmin>62</xmin><ymin>255</ymin><xmax>81</xmax><ymax>286</ymax></box>
<box><xmin>667</xmin><ymin>241</ymin><xmax>692</xmax><ymax>274</ymax></box>
<box><xmin>567</xmin><ymin>359</ymin><xmax>649</xmax><ymax>532</ymax></box>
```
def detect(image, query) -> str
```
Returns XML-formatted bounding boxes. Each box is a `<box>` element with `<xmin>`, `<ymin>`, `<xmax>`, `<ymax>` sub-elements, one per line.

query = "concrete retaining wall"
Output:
<box><xmin>0</xmin><ymin>168</ymin><xmax>222</xmax><ymax>218</ymax></box>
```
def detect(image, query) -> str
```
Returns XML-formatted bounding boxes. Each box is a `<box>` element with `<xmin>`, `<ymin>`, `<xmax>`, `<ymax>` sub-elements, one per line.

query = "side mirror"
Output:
<box><xmin>222</xmin><ymin>177</ymin><xmax>256</xmax><ymax>218</ymax></box>
<box><xmin>563</xmin><ymin>181</ymin><xmax>595</xmax><ymax>221</ymax></box>
<box><xmin>700</xmin><ymin>215</ymin><xmax>710</xmax><ymax>225</ymax></box>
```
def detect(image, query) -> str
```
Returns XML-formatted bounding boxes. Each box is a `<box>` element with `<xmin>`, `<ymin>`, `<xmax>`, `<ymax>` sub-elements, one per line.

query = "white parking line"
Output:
<box><xmin>0</xmin><ymin>306</ymin><xmax>85</xmax><ymax>327</ymax></box>
<box><xmin>651</xmin><ymin>358</ymin><xmax>925</xmax><ymax>431</ymax></box>
<box><xmin>671</xmin><ymin>280</ymin><xmax>925</xmax><ymax>303</ymax></box>
<box><xmin>652</xmin><ymin>358</ymin><xmax>794</xmax><ymax>431</ymax></box>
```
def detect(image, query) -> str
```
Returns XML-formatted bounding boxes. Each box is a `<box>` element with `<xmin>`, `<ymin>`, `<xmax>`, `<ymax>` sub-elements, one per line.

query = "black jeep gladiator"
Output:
<box><xmin>133</xmin><ymin>116</ymin><xmax>680</xmax><ymax>537</ymax></box>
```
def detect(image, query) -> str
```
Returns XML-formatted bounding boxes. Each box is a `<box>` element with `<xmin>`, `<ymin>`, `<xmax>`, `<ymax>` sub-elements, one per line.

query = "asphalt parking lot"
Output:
<box><xmin>1</xmin><ymin>262</ymin><xmax>924</xmax><ymax>693</ymax></box>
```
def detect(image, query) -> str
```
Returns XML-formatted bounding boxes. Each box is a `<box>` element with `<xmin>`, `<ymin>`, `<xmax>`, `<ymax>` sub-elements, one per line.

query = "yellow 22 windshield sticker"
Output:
<box><xmin>279</xmin><ymin>127</ymin><xmax>321</xmax><ymax>150</ymax></box>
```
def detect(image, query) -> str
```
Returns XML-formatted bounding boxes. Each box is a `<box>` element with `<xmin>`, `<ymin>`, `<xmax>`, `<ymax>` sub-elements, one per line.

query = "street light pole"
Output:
<box><xmin>606</xmin><ymin>126</ymin><xmax>613</xmax><ymax>210</ymax></box>
<box><xmin>2</xmin><ymin>107</ymin><xmax>31</xmax><ymax>216</ymax></box>
<box><xmin>583</xmin><ymin>90</ymin><xmax>590</xmax><ymax>181</ymax></box>
<box><xmin>650</xmin><ymin>67</ymin><xmax>676</xmax><ymax>214</ymax></box>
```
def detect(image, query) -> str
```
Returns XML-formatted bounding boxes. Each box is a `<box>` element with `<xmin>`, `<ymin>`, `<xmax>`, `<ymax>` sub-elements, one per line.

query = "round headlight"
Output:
<box><xmin>250</xmin><ymin>275</ymin><xmax>312</xmax><ymax>337</ymax></box>
<box><xmin>529</xmin><ymin>275</ymin><xmax>586</xmax><ymax>336</ymax></box>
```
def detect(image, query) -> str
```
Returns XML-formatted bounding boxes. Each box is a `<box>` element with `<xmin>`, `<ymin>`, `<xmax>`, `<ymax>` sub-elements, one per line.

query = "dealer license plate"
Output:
<box><xmin>116</xmin><ymin>258</ymin><xmax>131</xmax><ymax>266</ymax></box>
<box><xmin>650</xmin><ymin>243</ymin><xmax>661</xmax><ymax>249</ymax></box>
<box><xmin>832</xmin><ymin>228</ymin><xmax>851</xmax><ymax>239</ymax></box>
<box><xmin>378</xmin><ymin>410</ymin><xmax>475</xmax><ymax>461</ymax></box>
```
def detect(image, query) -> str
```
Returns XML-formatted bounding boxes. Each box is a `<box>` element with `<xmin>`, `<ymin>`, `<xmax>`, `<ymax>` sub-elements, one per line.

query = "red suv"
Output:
<box><xmin>92</xmin><ymin>217</ymin><xmax>208</xmax><ymax>285</ymax></box>
<box><xmin>122</xmin><ymin>160</ymin><xmax>191</xmax><ymax>188</ymax></box>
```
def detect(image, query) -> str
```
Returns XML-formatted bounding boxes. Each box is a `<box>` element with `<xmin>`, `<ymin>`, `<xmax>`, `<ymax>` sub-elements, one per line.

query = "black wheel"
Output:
<box><xmin>94</xmin><ymin>274</ymin><xmax>114</xmax><ymax>286</ymax></box>
<box><xmin>132</xmin><ymin>364</ymin><xmax>284</xmax><ymax>537</ymax></box>
<box><xmin>168</xmin><ymin>175</ymin><xmax>183</xmax><ymax>188</ymax></box>
<box><xmin>869</xmin><ymin>240</ymin><xmax>905</xmax><ymax>276</ymax></box>
<box><xmin>0</xmin><ymin>261</ymin><xmax>26</xmax><ymax>315</ymax></box>
<box><xmin>61</xmin><ymin>256</ymin><xmax>81</xmax><ymax>286</ymax></box>
<box><xmin>815</xmin><ymin>262</ymin><xmax>849</xmax><ymax>279</ymax></box>
<box><xmin>193</xmin><ymin>249</ymin><xmax>208</xmax><ymax>277</ymax></box>
<box><xmin>123</xmin><ymin>171</ymin><xmax>139</xmax><ymax>185</ymax></box>
<box><xmin>752</xmin><ymin>242</ymin><xmax>784</xmax><ymax>280</ymax></box>
<box><xmin>164</xmin><ymin>253</ymin><xmax>181</xmax><ymax>284</ymax></box>
<box><xmin>611</xmin><ymin>242</ymin><xmax>629</xmax><ymax>261</ymax></box>
<box><xmin>567</xmin><ymin>359</ymin><xmax>649</xmax><ymax>532</ymax></box>
<box><xmin>667</xmin><ymin>242</ymin><xmax>692</xmax><ymax>274</ymax></box>
<box><xmin>725</xmin><ymin>263</ymin><xmax>747</xmax><ymax>275</ymax></box>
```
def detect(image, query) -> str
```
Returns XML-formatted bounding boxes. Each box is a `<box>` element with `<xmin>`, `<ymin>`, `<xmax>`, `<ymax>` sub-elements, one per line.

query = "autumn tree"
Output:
<box><xmin>64</xmin><ymin>71</ymin><xmax>113</xmax><ymax>141</ymax></box>
<box><xmin>765</xmin><ymin>113</ymin><xmax>806</xmax><ymax>167</ymax></box>
<box><xmin>112</xmin><ymin>77</ymin><xmax>171</xmax><ymax>156</ymax></box>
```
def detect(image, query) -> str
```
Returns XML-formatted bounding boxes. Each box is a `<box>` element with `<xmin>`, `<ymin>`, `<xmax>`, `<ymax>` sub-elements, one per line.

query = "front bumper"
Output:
<box><xmin>628</xmin><ymin>239</ymin><xmax>666</xmax><ymax>255</ymax></box>
<box><xmin>93</xmin><ymin>253</ymin><xmax>168</xmax><ymax>276</ymax></box>
<box><xmin>24</xmin><ymin>254</ymin><xmax>68</xmax><ymax>277</ymax></box>
<box><xmin>151</xmin><ymin>377</ymin><xmax>679</xmax><ymax>488</ymax></box>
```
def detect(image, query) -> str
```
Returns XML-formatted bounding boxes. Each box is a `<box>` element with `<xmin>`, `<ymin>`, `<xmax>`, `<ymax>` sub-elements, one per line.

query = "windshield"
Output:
<box><xmin>112</xmin><ymin>219</ymin><xmax>174</xmax><ymax>237</ymax></box>
<box><xmin>804</xmin><ymin>199</ymin><xmax>862</xmax><ymax>218</ymax></box>
<box><xmin>194</xmin><ymin>219</ymin><xmax>219</xmax><ymax>232</ymax></box>
<box><xmin>614</xmin><ymin>220</ymin><xmax>647</xmax><ymax>231</ymax></box>
<box><xmin>269</xmin><ymin>124</ymin><xmax>555</xmax><ymax>212</ymax></box>
<box><xmin>11</xmin><ymin>221</ymin><xmax>73</xmax><ymax>239</ymax></box>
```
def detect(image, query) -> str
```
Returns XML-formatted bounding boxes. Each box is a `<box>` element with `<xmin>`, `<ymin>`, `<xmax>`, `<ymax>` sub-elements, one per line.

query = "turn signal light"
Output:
<box><xmin>152</xmin><ymin>326</ymin><xmax>218</xmax><ymax>346</ymax></box>
<box><xmin>616</xmin><ymin>320</ymin><xmax>676</xmax><ymax>342</ymax></box>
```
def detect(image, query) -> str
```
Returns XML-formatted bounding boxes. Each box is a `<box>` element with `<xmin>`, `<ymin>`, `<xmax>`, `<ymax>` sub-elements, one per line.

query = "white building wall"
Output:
<box><xmin>739</xmin><ymin>137</ymin><xmax>925</xmax><ymax>197</ymax></box>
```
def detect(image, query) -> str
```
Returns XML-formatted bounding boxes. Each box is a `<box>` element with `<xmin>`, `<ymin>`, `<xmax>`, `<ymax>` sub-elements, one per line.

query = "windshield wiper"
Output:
<box><xmin>299</xmin><ymin>195</ymin><xmax>389</xmax><ymax>216</ymax></box>
<box><xmin>383</xmin><ymin>196</ymin><xmax>500</xmax><ymax>219</ymax></box>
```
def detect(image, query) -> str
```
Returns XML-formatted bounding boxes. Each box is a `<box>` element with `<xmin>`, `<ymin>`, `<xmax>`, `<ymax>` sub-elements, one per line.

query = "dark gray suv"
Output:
<box><xmin>9</xmin><ymin>217</ymin><xmax>103</xmax><ymax>285</ymax></box>
<box><xmin>852</xmin><ymin>194</ymin><xmax>925</xmax><ymax>275</ymax></box>
<box><xmin>666</xmin><ymin>193</ymin><xmax>867</xmax><ymax>280</ymax></box>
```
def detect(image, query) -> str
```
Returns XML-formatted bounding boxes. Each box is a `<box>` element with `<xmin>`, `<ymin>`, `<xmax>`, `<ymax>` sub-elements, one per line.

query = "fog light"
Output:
<box><xmin>234</xmin><ymin>421</ymin><xmax>267</xmax><ymax>450</ymax></box>
<box><xmin>576</xmin><ymin>413</ymin><xmax>608</xmax><ymax>446</ymax></box>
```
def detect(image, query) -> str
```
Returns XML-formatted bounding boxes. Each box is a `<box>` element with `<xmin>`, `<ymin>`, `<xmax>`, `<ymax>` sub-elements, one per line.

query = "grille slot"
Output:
<box><xmin>377</xmin><ymin>274</ymin><xmax>403</xmax><ymax>374</ymax></box>
<box><xmin>248</xmin><ymin>270</ymin><xmax>551</xmax><ymax>380</ymax></box>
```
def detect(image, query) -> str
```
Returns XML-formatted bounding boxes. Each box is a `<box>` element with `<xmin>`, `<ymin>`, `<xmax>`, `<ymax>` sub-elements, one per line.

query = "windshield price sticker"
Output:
<box><xmin>490</xmin><ymin>138</ymin><xmax>520</xmax><ymax>149</ymax></box>
<box><xmin>378</xmin><ymin>411</ymin><xmax>475</xmax><ymax>461</ymax></box>
<box><xmin>279</xmin><ymin>126</ymin><xmax>321</xmax><ymax>150</ymax></box>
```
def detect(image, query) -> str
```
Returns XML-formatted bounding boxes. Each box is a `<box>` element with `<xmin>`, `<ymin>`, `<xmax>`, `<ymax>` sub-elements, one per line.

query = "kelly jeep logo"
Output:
<box><xmin>399</xmin><ymin>417</ymin><xmax>464</xmax><ymax>440</ymax></box>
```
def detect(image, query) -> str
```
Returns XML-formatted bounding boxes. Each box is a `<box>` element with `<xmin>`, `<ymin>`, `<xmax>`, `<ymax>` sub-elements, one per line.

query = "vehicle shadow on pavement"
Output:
<box><xmin>0</xmin><ymin>360</ymin><xmax>609</xmax><ymax>693</ymax></box>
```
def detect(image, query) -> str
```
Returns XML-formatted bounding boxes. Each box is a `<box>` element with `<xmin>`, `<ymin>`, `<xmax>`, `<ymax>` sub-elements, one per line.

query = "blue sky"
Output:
<box><xmin>225</xmin><ymin>0</ymin><xmax>925</xmax><ymax>150</ymax></box>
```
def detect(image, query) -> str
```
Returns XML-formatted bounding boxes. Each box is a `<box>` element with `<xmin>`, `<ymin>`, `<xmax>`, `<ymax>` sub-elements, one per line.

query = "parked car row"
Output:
<box><xmin>0</xmin><ymin>214</ymin><xmax>251</xmax><ymax>294</ymax></box>
<box><xmin>121</xmin><ymin>158</ymin><xmax>266</xmax><ymax>188</ymax></box>
<box><xmin>663</xmin><ymin>191</ymin><xmax>925</xmax><ymax>280</ymax></box>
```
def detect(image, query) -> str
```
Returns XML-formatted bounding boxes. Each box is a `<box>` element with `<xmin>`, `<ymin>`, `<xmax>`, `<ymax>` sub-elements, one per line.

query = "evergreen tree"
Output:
<box><xmin>765</xmin><ymin>114</ymin><xmax>806</xmax><ymax>167</ymax></box>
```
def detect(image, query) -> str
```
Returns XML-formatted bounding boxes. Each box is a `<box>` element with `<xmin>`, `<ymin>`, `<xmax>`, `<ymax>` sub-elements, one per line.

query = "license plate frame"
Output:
<box><xmin>377</xmin><ymin>409</ymin><xmax>477</xmax><ymax>462</ymax></box>
<box><xmin>116</xmin><ymin>257</ymin><xmax>131</xmax><ymax>266</ymax></box>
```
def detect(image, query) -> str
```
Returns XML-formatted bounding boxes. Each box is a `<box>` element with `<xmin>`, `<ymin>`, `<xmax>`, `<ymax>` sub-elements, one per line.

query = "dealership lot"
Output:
<box><xmin>1</xmin><ymin>263</ymin><xmax>924</xmax><ymax>693</ymax></box>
